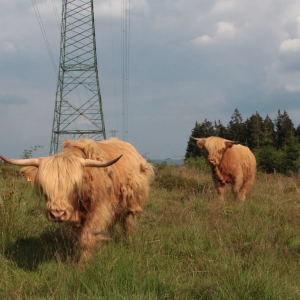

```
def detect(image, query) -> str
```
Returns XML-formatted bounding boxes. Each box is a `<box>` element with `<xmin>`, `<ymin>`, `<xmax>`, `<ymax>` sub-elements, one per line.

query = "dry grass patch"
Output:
<box><xmin>0</xmin><ymin>162</ymin><xmax>300</xmax><ymax>299</ymax></box>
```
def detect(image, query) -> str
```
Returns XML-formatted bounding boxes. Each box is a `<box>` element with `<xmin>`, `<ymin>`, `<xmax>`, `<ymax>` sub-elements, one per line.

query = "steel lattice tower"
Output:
<box><xmin>50</xmin><ymin>0</ymin><xmax>106</xmax><ymax>154</ymax></box>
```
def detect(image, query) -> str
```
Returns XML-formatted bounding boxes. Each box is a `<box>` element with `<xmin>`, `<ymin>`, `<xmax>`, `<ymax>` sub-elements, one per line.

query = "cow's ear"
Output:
<box><xmin>225</xmin><ymin>141</ymin><xmax>238</xmax><ymax>148</ymax></box>
<box><xmin>61</xmin><ymin>139</ymin><xmax>72</xmax><ymax>150</ymax></box>
<box><xmin>20</xmin><ymin>166</ymin><xmax>38</xmax><ymax>183</ymax></box>
<box><xmin>196</xmin><ymin>140</ymin><xmax>206</xmax><ymax>149</ymax></box>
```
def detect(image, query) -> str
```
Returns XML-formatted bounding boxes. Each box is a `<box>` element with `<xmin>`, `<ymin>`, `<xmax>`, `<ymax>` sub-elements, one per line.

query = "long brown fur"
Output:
<box><xmin>196</xmin><ymin>136</ymin><xmax>256</xmax><ymax>201</ymax></box>
<box><xmin>21</xmin><ymin>138</ymin><xmax>154</xmax><ymax>262</ymax></box>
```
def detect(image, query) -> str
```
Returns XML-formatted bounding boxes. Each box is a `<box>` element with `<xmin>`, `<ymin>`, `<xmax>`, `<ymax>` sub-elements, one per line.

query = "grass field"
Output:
<box><xmin>0</xmin><ymin>162</ymin><xmax>300</xmax><ymax>299</ymax></box>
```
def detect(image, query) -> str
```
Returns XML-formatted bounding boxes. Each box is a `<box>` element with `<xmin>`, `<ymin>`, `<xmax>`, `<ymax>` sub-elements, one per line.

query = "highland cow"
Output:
<box><xmin>191</xmin><ymin>136</ymin><xmax>256</xmax><ymax>201</ymax></box>
<box><xmin>0</xmin><ymin>138</ymin><xmax>154</xmax><ymax>262</ymax></box>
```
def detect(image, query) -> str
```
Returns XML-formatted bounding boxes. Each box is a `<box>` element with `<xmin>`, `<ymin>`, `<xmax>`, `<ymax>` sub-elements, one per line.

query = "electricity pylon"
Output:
<box><xmin>50</xmin><ymin>0</ymin><xmax>106</xmax><ymax>155</ymax></box>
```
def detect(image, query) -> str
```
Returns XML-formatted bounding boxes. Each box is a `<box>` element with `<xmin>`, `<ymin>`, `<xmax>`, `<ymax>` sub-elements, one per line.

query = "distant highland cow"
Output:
<box><xmin>0</xmin><ymin>138</ymin><xmax>154</xmax><ymax>262</ymax></box>
<box><xmin>191</xmin><ymin>136</ymin><xmax>256</xmax><ymax>201</ymax></box>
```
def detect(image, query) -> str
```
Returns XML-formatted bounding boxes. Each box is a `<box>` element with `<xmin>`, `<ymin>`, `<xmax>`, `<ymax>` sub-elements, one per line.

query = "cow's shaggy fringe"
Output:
<box><xmin>39</xmin><ymin>156</ymin><xmax>83</xmax><ymax>212</ymax></box>
<box><xmin>204</xmin><ymin>137</ymin><xmax>228</xmax><ymax>154</ymax></box>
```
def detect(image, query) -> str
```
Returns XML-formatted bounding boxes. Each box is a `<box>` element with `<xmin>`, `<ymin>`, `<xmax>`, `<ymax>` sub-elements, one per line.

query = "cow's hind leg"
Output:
<box><xmin>232</xmin><ymin>176</ymin><xmax>245</xmax><ymax>202</ymax></box>
<box><xmin>239</xmin><ymin>176</ymin><xmax>255</xmax><ymax>201</ymax></box>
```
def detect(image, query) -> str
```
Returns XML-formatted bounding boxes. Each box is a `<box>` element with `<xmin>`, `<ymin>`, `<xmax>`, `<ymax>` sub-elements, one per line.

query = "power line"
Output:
<box><xmin>31</xmin><ymin>0</ymin><xmax>58</xmax><ymax>75</ymax></box>
<box><xmin>110</xmin><ymin>0</ymin><xmax>119</xmax><ymax>133</ymax></box>
<box><xmin>109</xmin><ymin>130</ymin><xmax>118</xmax><ymax>137</ymax></box>
<box><xmin>121</xmin><ymin>0</ymin><xmax>130</xmax><ymax>141</ymax></box>
<box><xmin>50</xmin><ymin>0</ymin><xmax>61</xmax><ymax>30</ymax></box>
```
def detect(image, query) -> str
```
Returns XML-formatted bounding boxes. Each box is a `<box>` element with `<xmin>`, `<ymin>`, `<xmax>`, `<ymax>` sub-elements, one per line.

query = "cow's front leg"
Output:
<box><xmin>215</xmin><ymin>181</ymin><xmax>225</xmax><ymax>202</ymax></box>
<box><xmin>216</xmin><ymin>185</ymin><xmax>225</xmax><ymax>201</ymax></box>
<box><xmin>79</xmin><ymin>205</ymin><xmax>114</xmax><ymax>263</ymax></box>
<box><xmin>79</xmin><ymin>232</ymin><xmax>101</xmax><ymax>261</ymax></box>
<box><xmin>212</xmin><ymin>170</ymin><xmax>226</xmax><ymax>201</ymax></box>
<box><xmin>213</xmin><ymin>179</ymin><xmax>225</xmax><ymax>201</ymax></box>
<box><xmin>121</xmin><ymin>212</ymin><xmax>137</xmax><ymax>237</ymax></box>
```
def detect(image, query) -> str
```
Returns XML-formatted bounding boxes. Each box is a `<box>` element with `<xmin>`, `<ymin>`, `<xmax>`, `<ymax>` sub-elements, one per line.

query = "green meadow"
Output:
<box><xmin>0</xmin><ymin>161</ymin><xmax>300</xmax><ymax>299</ymax></box>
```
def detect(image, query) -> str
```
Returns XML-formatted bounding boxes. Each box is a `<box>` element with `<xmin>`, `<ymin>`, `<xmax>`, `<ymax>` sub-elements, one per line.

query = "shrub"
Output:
<box><xmin>184</xmin><ymin>156</ymin><xmax>210</xmax><ymax>171</ymax></box>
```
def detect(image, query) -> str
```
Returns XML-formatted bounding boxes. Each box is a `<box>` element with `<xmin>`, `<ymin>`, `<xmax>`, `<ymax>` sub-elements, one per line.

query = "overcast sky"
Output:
<box><xmin>1</xmin><ymin>0</ymin><xmax>300</xmax><ymax>159</ymax></box>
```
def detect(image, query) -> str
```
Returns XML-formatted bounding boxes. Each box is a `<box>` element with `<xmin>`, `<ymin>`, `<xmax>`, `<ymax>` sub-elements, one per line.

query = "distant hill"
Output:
<box><xmin>151</xmin><ymin>159</ymin><xmax>184</xmax><ymax>165</ymax></box>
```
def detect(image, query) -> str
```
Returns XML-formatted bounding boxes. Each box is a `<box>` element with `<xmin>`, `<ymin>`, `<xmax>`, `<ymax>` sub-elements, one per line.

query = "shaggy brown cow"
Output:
<box><xmin>0</xmin><ymin>138</ymin><xmax>154</xmax><ymax>262</ymax></box>
<box><xmin>191</xmin><ymin>136</ymin><xmax>256</xmax><ymax>201</ymax></box>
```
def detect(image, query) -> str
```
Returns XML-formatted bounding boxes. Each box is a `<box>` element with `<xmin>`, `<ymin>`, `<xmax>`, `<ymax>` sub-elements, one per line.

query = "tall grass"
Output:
<box><xmin>0</xmin><ymin>162</ymin><xmax>300</xmax><ymax>299</ymax></box>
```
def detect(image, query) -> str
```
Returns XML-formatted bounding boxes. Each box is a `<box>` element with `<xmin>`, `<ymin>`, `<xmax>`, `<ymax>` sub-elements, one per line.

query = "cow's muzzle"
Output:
<box><xmin>208</xmin><ymin>159</ymin><xmax>217</xmax><ymax>165</ymax></box>
<box><xmin>48</xmin><ymin>210</ymin><xmax>68</xmax><ymax>222</ymax></box>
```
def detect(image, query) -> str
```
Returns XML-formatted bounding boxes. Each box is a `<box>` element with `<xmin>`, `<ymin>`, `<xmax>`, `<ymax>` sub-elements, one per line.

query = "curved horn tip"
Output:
<box><xmin>226</xmin><ymin>140</ymin><xmax>238</xmax><ymax>144</ymax></box>
<box><xmin>114</xmin><ymin>154</ymin><xmax>123</xmax><ymax>162</ymax></box>
<box><xmin>82</xmin><ymin>154</ymin><xmax>123</xmax><ymax>168</ymax></box>
<box><xmin>102</xmin><ymin>154</ymin><xmax>123</xmax><ymax>167</ymax></box>
<box><xmin>190</xmin><ymin>136</ymin><xmax>202</xmax><ymax>141</ymax></box>
<box><xmin>0</xmin><ymin>154</ymin><xmax>12</xmax><ymax>164</ymax></box>
<box><xmin>0</xmin><ymin>154</ymin><xmax>42</xmax><ymax>167</ymax></box>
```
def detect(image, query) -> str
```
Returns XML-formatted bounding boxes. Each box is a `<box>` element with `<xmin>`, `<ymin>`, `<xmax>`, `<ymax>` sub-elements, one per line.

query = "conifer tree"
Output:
<box><xmin>295</xmin><ymin>124</ymin><xmax>300</xmax><ymax>142</ymax></box>
<box><xmin>227</xmin><ymin>108</ymin><xmax>246</xmax><ymax>143</ymax></box>
<box><xmin>214</xmin><ymin>120</ymin><xmax>228</xmax><ymax>138</ymax></box>
<box><xmin>257</xmin><ymin>146</ymin><xmax>278</xmax><ymax>173</ymax></box>
<box><xmin>261</xmin><ymin>114</ymin><xmax>275</xmax><ymax>147</ymax></box>
<box><xmin>285</xmin><ymin>135</ymin><xmax>300</xmax><ymax>173</ymax></box>
<box><xmin>185</xmin><ymin>122</ymin><xmax>202</xmax><ymax>160</ymax></box>
<box><xmin>245</xmin><ymin>112</ymin><xmax>263</xmax><ymax>149</ymax></box>
<box><xmin>198</xmin><ymin>119</ymin><xmax>216</xmax><ymax>137</ymax></box>
<box><xmin>274</xmin><ymin>110</ymin><xmax>295</xmax><ymax>149</ymax></box>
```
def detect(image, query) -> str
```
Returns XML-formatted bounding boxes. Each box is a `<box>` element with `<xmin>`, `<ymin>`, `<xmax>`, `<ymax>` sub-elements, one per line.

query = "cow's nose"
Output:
<box><xmin>49</xmin><ymin>210</ymin><xmax>67</xmax><ymax>221</ymax></box>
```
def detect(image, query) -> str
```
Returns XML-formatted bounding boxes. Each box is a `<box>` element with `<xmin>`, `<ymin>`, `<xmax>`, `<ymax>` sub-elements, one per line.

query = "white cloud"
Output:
<box><xmin>217</xmin><ymin>22</ymin><xmax>236</xmax><ymax>38</ymax></box>
<box><xmin>94</xmin><ymin>0</ymin><xmax>122</xmax><ymax>18</ymax></box>
<box><xmin>191</xmin><ymin>22</ymin><xmax>236</xmax><ymax>45</ymax></box>
<box><xmin>212</xmin><ymin>0</ymin><xmax>235</xmax><ymax>14</ymax></box>
<box><xmin>1</xmin><ymin>41</ymin><xmax>16</xmax><ymax>53</ymax></box>
<box><xmin>279</xmin><ymin>39</ymin><xmax>300</xmax><ymax>54</ymax></box>
<box><xmin>191</xmin><ymin>35</ymin><xmax>212</xmax><ymax>45</ymax></box>
<box><xmin>94</xmin><ymin>0</ymin><xmax>149</xmax><ymax>19</ymax></box>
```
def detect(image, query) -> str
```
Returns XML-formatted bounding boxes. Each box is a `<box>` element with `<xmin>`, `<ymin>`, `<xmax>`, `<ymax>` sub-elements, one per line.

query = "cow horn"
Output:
<box><xmin>225</xmin><ymin>140</ymin><xmax>238</xmax><ymax>144</ymax></box>
<box><xmin>190</xmin><ymin>136</ymin><xmax>205</xmax><ymax>141</ymax></box>
<box><xmin>0</xmin><ymin>154</ymin><xmax>42</xmax><ymax>167</ymax></box>
<box><xmin>81</xmin><ymin>155</ymin><xmax>123</xmax><ymax>167</ymax></box>
<box><xmin>224</xmin><ymin>140</ymin><xmax>238</xmax><ymax>148</ymax></box>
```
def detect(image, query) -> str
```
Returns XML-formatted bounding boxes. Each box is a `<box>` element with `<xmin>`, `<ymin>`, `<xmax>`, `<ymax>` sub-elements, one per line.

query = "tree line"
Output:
<box><xmin>185</xmin><ymin>109</ymin><xmax>300</xmax><ymax>174</ymax></box>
